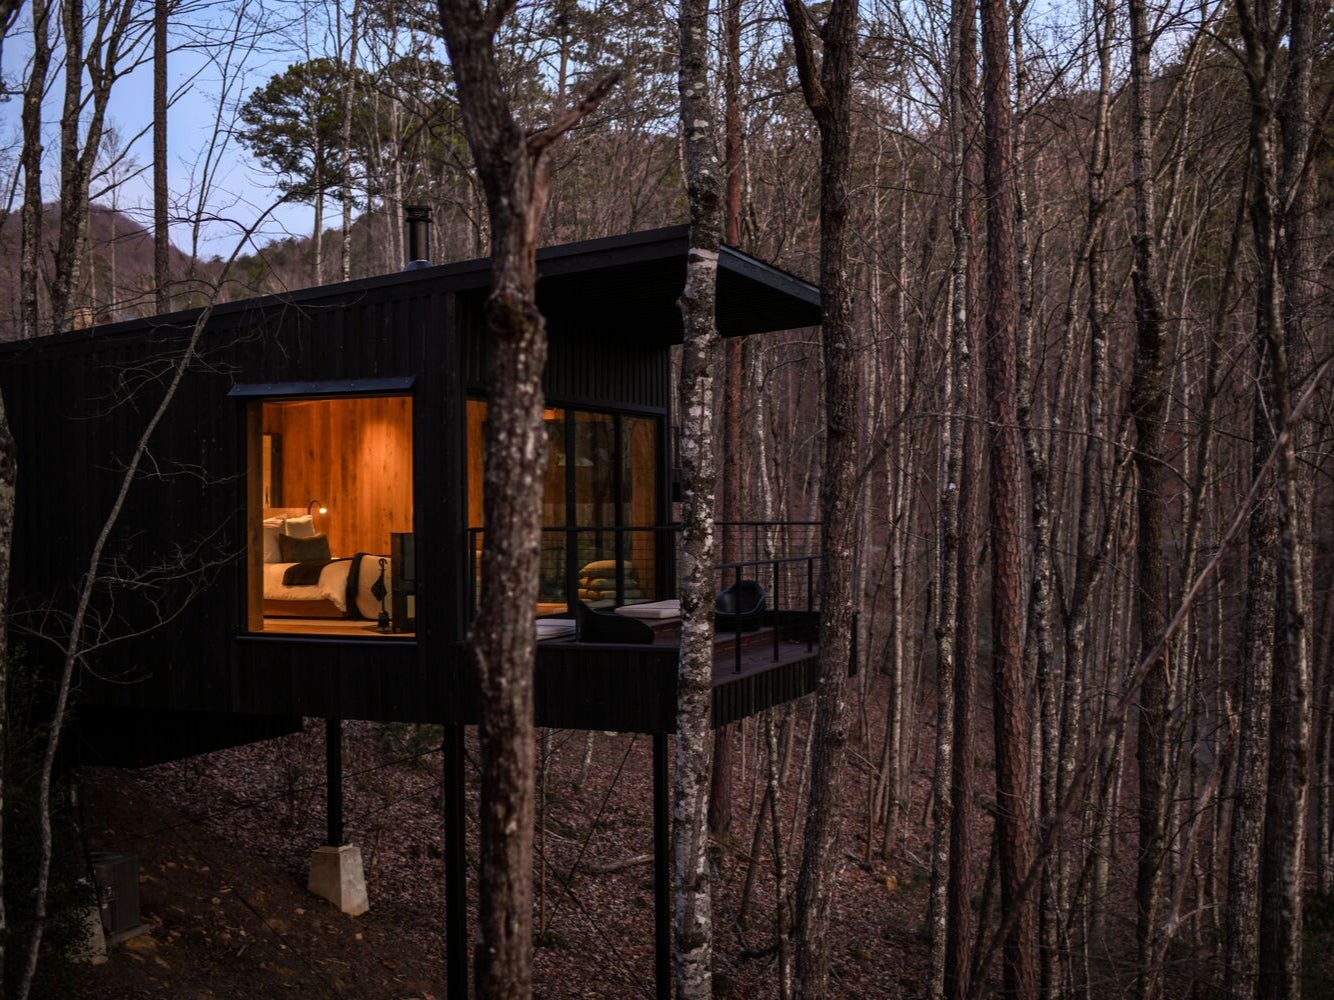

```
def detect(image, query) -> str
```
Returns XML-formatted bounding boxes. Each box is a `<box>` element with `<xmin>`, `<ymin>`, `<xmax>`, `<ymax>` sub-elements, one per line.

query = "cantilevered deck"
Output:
<box><xmin>527</xmin><ymin>611</ymin><xmax>826</xmax><ymax>733</ymax></box>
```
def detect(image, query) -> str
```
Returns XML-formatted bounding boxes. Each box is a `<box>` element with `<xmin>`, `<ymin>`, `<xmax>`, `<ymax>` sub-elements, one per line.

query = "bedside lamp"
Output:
<box><xmin>308</xmin><ymin>499</ymin><xmax>328</xmax><ymax>518</ymax></box>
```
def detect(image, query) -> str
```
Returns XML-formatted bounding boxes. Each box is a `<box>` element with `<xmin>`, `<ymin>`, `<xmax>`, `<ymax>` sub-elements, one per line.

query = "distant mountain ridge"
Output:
<box><xmin>0</xmin><ymin>203</ymin><xmax>348</xmax><ymax>341</ymax></box>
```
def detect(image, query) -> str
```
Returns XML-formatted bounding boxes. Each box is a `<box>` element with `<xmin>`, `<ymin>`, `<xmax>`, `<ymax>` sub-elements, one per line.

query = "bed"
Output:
<box><xmin>262</xmin><ymin>513</ymin><xmax>392</xmax><ymax>621</ymax></box>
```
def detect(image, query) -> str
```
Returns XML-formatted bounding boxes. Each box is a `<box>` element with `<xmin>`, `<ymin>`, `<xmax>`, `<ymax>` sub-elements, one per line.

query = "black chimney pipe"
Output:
<box><xmin>404</xmin><ymin>204</ymin><xmax>431</xmax><ymax>270</ymax></box>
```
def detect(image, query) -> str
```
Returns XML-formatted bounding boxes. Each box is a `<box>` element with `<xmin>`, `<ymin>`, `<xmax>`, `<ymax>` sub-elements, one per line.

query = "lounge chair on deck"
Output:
<box><xmin>715</xmin><ymin>580</ymin><xmax>766</xmax><ymax>632</ymax></box>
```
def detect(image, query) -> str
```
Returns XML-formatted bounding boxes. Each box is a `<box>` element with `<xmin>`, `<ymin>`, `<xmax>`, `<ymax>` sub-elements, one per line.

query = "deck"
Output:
<box><xmin>530</xmin><ymin>611</ymin><xmax>825</xmax><ymax>733</ymax></box>
<box><xmin>229</xmin><ymin>611</ymin><xmax>828</xmax><ymax>733</ymax></box>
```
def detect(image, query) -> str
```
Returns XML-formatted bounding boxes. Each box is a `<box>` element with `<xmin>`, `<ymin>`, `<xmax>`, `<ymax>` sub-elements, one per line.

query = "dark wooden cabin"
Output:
<box><xmin>0</xmin><ymin>225</ymin><xmax>827</xmax><ymax>997</ymax></box>
<box><xmin>0</xmin><ymin>225</ymin><xmax>824</xmax><ymax>753</ymax></box>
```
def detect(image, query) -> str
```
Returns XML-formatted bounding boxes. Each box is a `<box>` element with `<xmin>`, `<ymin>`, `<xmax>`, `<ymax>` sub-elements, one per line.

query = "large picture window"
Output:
<box><xmin>467</xmin><ymin>400</ymin><xmax>660</xmax><ymax>615</ymax></box>
<box><xmin>247</xmin><ymin>394</ymin><xmax>415</xmax><ymax>636</ymax></box>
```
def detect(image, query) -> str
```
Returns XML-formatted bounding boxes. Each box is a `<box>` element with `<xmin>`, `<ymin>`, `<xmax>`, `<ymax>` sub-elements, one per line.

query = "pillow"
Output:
<box><xmin>262</xmin><ymin>516</ymin><xmax>285</xmax><ymax>563</ymax></box>
<box><xmin>283</xmin><ymin>514</ymin><xmax>316</xmax><ymax>538</ymax></box>
<box><xmin>580</xmin><ymin>559</ymin><xmax>633</xmax><ymax>576</ymax></box>
<box><xmin>278</xmin><ymin>532</ymin><xmax>331</xmax><ymax>563</ymax></box>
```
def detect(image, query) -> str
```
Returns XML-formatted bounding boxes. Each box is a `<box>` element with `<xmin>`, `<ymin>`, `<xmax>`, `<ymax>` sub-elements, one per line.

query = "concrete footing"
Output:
<box><xmin>308</xmin><ymin>843</ymin><xmax>369</xmax><ymax>916</ymax></box>
<box><xmin>74</xmin><ymin>902</ymin><xmax>108</xmax><ymax>964</ymax></box>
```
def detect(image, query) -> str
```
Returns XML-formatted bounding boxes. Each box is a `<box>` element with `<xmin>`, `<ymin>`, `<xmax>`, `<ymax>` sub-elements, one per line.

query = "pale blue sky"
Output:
<box><xmin>1</xmin><ymin>0</ymin><xmax>333</xmax><ymax>257</ymax></box>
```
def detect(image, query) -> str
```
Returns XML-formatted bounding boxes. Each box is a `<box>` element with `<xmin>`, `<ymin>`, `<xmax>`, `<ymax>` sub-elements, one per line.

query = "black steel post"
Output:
<box><xmin>325</xmin><ymin>718</ymin><xmax>344</xmax><ymax>847</ymax></box>
<box><xmin>444</xmin><ymin>724</ymin><xmax>469</xmax><ymax>1000</ymax></box>
<box><xmin>653</xmin><ymin>733</ymin><xmax>670</xmax><ymax>1000</ymax></box>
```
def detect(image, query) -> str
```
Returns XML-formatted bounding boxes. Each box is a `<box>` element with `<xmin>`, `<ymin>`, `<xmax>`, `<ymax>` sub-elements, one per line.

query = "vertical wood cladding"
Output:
<box><xmin>0</xmin><ymin>230</ymin><xmax>820</xmax><ymax>741</ymax></box>
<box><xmin>0</xmin><ymin>280</ymin><xmax>440</xmax><ymax>730</ymax></box>
<box><xmin>460</xmin><ymin>292</ymin><xmax>671</xmax><ymax>412</ymax></box>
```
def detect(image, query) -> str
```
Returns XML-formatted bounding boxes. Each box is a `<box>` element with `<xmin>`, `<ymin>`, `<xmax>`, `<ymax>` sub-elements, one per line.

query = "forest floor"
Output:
<box><xmin>61</xmin><ymin>673</ymin><xmax>1116</xmax><ymax>999</ymax></box>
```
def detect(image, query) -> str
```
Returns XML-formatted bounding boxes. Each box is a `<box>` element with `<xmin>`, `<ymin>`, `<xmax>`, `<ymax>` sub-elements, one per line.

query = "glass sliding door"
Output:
<box><xmin>620</xmin><ymin>416</ymin><xmax>658</xmax><ymax>603</ymax></box>
<box><xmin>466</xmin><ymin>399</ymin><xmax>662</xmax><ymax>615</ymax></box>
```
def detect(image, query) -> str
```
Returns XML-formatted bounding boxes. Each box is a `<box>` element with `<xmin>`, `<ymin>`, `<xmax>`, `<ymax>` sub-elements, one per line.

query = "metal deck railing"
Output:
<box><xmin>467</xmin><ymin>520</ymin><xmax>823</xmax><ymax>670</ymax></box>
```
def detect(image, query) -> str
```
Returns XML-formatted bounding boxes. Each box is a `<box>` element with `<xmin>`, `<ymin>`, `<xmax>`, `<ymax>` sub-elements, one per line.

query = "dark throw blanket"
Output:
<box><xmin>345</xmin><ymin>552</ymin><xmax>370</xmax><ymax>618</ymax></box>
<box><xmin>281</xmin><ymin>557</ymin><xmax>348</xmax><ymax>588</ymax></box>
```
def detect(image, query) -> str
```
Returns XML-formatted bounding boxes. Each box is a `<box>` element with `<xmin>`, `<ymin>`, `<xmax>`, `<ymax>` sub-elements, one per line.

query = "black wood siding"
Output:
<box><xmin>0</xmin><ymin>279</ymin><xmax>450</xmax><ymax>729</ymax></box>
<box><xmin>0</xmin><ymin>229</ymin><xmax>819</xmax><ymax>740</ymax></box>
<box><xmin>460</xmin><ymin>292</ymin><xmax>671</xmax><ymax>412</ymax></box>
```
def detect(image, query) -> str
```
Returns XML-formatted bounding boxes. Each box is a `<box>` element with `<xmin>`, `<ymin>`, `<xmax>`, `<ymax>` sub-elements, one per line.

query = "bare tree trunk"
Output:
<box><xmin>1257</xmin><ymin>0</ymin><xmax>1315</xmax><ymax>990</ymax></box>
<box><xmin>154</xmin><ymin>0</ymin><xmax>169</xmax><ymax>310</ymax></box>
<box><xmin>708</xmin><ymin>0</ymin><xmax>744</xmax><ymax>852</ymax></box>
<box><xmin>980</xmin><ymin>0</ymin><xmax>1037</xmax><ymax>991</ymax></box>
<box><xmin>49</xmin><ymin>0</ymin><xmax>88</xmax><ymax>334</ymax></box>
<box><xmin>340</xmin><ymin>0</ymin><xmax>363</xmax><ymax>281</ymax></box>
<box><xmin>1127</xmin><ymin>0</ymin><xmax>1174</xmax><ymax>989</ymax></box>
<box><xmin>1225</xmin><ymin>395</ymin><xmax>1277</xmax><ymax>1000</ymax></box>
<box><xmin>313</xmin><ymin>150</ymin><xmax>324</xmax><ymax>285</ymax></box>
<box><xmin>1009</xmin><ymin>7</ymin><xmax>1060</xmax><ymax>990</ymax></box>
<box><xmin>947</xmin><ymin>8</ymin><xmax>982</xmax><ymax>993</ymax></box>
<box><xmin>1059</xmin><ymin>0</ymin><xmax>1114</xmax><ymax>979</ymax></box>
<box><xmin>780</xmin><ymin>0</ymin><xmax>859</xmax><ymax>993</ymax></box>
<box><xmin>433</xmin><ymin>3</ymin><xmax>616</xmax><ymax>994</ymax></box>
<box><xmin>19</xmin><ymin>0</ymin><xmax>51</xmax><ymax>340</ymax></box>
<box><xmin>49</xmin><ymin>0</ymin><xmax>138</xmax><ymax>335</ymax></box>
<box><xmin>928</xmin><ymin>0</ymin><xmax>971</xmax><ymax>983</ymax></box>
<box><xmin>1225</xmin><ymin>2</ymin><xmax>1289</xmax><ymax>994</ymax></box>
<box><xmin>674</xmin><ymin>0</ymin><xmax>722</xmax><ymax>992</ymax></box>
<box><xmin>765</xmin><ymin>708</ymin><xmax>793</xmax><ymax>998</ymax></box>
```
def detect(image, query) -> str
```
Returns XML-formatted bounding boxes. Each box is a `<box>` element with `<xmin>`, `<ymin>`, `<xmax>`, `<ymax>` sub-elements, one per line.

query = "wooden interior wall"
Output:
<box><xmin>466</xmin><ymin>400</ymin><xmax>484</xmax><ymax>528</ymax></box>
<box><xmin>263</xmin><ymin>396</ymin><xmax>414</xmax><ymax>557</ymax></box>
<box><xmin>628</xmin><ymin>417</ymin><xmax>656</xmax><ymax>526</ymax></box>
<box><xmin>627</xmin><ymin>417</ymin><xmax>657</xmax><ymax>593</ymax></box>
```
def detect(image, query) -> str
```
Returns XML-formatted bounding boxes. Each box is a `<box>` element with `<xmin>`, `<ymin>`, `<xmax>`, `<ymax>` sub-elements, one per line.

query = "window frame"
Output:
<box><xmin>241</xmin><ymin>382</ymin><xmax>417</xmax><ymax>636</ymax></box>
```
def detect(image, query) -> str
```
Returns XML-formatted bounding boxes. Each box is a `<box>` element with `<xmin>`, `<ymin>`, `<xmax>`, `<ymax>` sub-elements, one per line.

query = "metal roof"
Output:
<box><xmin>0</xmin><ymin>225</ymin><xmax>822</xmax><ymax>355</ymax></box>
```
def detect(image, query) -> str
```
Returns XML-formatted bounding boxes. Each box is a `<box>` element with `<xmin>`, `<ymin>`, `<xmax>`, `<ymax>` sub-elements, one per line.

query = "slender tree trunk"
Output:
<box><xmin>946</xmin><ymin>7</ymin><xmax>981</xmax><ymax>993</ymax></box>
<box><xmin>708</xmin><ymin>0</ymin><xmax>744</xmax><ymax>851</ymax></box>
<box><xmin>340</xmin><ymin>0</ymin><xmax>362</xmax><ymax>281</ymax></box>
<box><xmin>780</xmin><ymin>0</ymin><xmax>859</xmax><ymax>993</ymax></box>
<box><xmin>313</xmin><ymin>147</ymin><xmax>324</xmax><ymax>285</ymax></box>
<box><xmin>48</xmin><ymin>0</ymin><xmax>135</xmax><ymax>335</ymax></box>
<box><xmin>1009</xmin><ymin>9</ymin><xmax>1061</xmax><ymax>991</ymax></box>
<box><xmin>1127</xmin><ymin>0</ymin><xmax>1175</xmax><ymax>989</ymax></box>
<box><xmin>674</xmin><ymin>0</ymin><xmax>722</xmax><ymax>991</ymax></box>
<box><xmin>928</xmin><ymin>2</ymin><xmax>971</xmax><ymax>984</ymax></box>
<box><xmin>154</xmin><ymin>0</ymin><xmax>169</xmax><ymax>310</ymax></box>
<box><xmin>19</xmin><ymin>0</ymin><xmax>50</xmax><ymax>340</ymax></box>
<box><xmin>980</xmin><ymin>0</ymin><xmax>1037</xmax><ymax>992</ymax></box>
<box><xmin>1258</xmin><ymin>0</ymin><xmax>1315</xmax><ymax>990</ymax></box>
<box><xmin>1059</xmin><ymin>0</ymin><xmax>1114</xmax><ymax>979</ymax></box>
<box><xmin>765</xmin><ymin>708</ymin><xmax>793</xmax><ymax>998</ymax></box>
<box><xmin>1225</xmin><ymin>3</ymin><xmax>1287</xmax><ymax>994</ymax></box>
<box><xmin>49</xmin><ymin>0</ymin><xmax>87</xmax><ymax>334</ymax></box>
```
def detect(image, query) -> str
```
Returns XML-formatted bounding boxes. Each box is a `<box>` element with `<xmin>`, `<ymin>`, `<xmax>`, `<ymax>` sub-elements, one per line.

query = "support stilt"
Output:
<box><xmin>308</xmin><ymin>718</ymin><xmax>368</xmax><ymax>915</ymax></box>
<box><xmin>326</xmin><ymin>718</ymin><xmax>344</xmax><ymax>847</ymax></box>
<box><xmin>445</xmin><ymin>723</ymin><xmax>469</xmax><ymax>1000</ymax></box>
<box><xmin>654</xmin><ymin>732</ymin><xmax>670</xmax><ymax>1000</ymax></box>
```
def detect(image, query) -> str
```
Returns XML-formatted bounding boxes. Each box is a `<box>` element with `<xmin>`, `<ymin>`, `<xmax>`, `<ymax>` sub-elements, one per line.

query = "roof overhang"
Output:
<box><xmin>0</xmin><ymin>226</ymin><xmax>822</xmax><ymax>354</ymax></box>
<box><xmin>526</xmin><ymin>226</ymin><xmax>822</xmax><ymax>342</ymax></box>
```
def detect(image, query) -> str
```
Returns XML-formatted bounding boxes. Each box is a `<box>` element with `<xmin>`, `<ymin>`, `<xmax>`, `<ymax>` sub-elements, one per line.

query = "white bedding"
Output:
<box><xmin>264</xmin><ymin>561</ymin><xmax>352</xmax><ymax>611</ymax></box>
<box><xmin>264</xmin><ymin>555</ymin><xmax>392</xmax><ymax>619</ymax></box>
